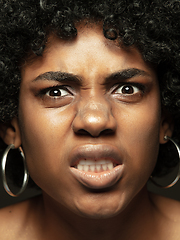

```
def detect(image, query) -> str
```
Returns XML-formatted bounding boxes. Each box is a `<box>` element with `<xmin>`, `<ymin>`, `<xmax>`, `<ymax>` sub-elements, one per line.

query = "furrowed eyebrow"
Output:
<box><xmin>32</xmin><ymin>68</ymin><xmax>150</xmax><ymax>85</ymax></box>
<box><xmin>105</xmin><ymin>68</ymin><xmax>151</xmax><ymax>84</ymax></box>
<box><xmin>32</xmin><ymin>71</ymin><xmax>82</xmax><ymax>85</ymax></box>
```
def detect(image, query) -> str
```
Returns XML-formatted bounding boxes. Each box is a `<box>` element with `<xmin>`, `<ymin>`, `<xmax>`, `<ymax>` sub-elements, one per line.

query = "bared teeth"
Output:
<box><xmin>90</xmin><ymin>165</ymin><xmax>95</xmax><ymax>172</ymax></box>
<box><xmin>84</xmin><ymin>165</ymin><xmax>89</xmax><ymax>172</ymax></box>
<box><xmin>96</xmin><ymin>164</ymin><xmax>101</xmax><ymax>172</ymax></box>
<box><xmin>76</xmin><ymin>160</ymin><xmax>115</xmax><ymax>172</ymax></box>
<box><xmin>102</xmin><ymin>164</ymin><xmax>107</xmax><ymax>171</ymax></box>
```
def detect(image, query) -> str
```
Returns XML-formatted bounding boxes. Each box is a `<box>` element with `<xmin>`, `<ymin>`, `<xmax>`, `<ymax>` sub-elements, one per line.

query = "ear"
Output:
<box><xmin>159</xmin><ymin>113</ymin><xmax>174</xmax><ymax>144</ymax></box>
<box><xmin>0</xmin><ymin>117</ymin><xmax>21</xmax><ymax>148</ymax></box>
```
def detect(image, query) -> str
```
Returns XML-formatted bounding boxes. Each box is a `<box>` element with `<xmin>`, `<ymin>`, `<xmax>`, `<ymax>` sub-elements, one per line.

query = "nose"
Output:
<box><xmin>72</xmin><ymin>97</ymin><xmax>117</xmax><ymax>137</ymax></box>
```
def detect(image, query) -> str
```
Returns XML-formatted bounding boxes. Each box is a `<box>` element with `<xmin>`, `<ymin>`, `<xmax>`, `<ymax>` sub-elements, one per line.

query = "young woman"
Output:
<box><xmin>0</xmin><ymin>0</ymin><xmax>180</xmax><ymax>239</ymax></box>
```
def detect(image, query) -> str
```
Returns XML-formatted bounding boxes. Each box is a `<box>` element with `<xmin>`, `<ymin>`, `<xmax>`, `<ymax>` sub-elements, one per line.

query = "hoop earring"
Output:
<box><xmin>1</xmin><ymin>144</ymin><xmax>29</xmax><ymax>197</ymax></box>
<box><xmin>150</xmin><ymin>136</ymin><xmax>180</xmax><ymax>188</ymax></box>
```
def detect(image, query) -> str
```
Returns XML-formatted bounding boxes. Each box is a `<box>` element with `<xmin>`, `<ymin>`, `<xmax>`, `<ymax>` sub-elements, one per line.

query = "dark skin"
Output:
<box><xmin>0</xmin><ymin>23</ymin><xmax>179</xmax><ymax>240</ymax></box>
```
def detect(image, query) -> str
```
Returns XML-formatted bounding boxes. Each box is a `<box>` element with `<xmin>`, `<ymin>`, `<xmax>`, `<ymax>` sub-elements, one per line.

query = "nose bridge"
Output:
<box><xmin>72</xmin><ymin>95</ymin><xmax>117</xmax><ymax>137</ymax></box>
<box><xmin>81</xmin><ymin>98</ymin><xmax>109</xmax><ymax>121</ymax></box>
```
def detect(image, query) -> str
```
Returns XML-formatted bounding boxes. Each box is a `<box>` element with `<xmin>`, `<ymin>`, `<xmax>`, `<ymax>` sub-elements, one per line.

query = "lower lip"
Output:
<box><xmin>70</xmin><ymin>164</ymin><xmax>124</xmax><ymax>189</ymax></box>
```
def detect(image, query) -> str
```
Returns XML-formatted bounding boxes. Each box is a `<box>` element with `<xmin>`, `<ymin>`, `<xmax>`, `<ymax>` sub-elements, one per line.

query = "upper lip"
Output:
<box><xmin>70</xmin><ymin>144</ymin><xmax>123</xmax><ymax>167</ymax></box>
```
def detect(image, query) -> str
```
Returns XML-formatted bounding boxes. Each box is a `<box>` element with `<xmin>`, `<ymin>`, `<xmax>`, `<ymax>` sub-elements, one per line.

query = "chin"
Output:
<box><xmin>74</xmin><ymin>197</ymin><xmax>123</xmax><ymax>219</ymax></box>
<box><xmin>77</xmin><ymin>208</ymin><xmax>120</xmax><ymax>219</ymax></box>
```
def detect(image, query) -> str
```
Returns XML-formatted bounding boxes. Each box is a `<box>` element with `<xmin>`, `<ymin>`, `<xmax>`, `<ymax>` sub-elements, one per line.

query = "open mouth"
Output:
<box><xmin>74</xmin><ymin>159</ymin><xmax>118</xmax><ymax>173</ymax></box>
<box><xmin>71</xmin><ymin>159</ymin><xmax>123</xmax><ymax>190</ymax></box>
<box><xmin>69</xmin><ymin>144</ymin><xmax>124</xmax><ymax>189</ymax></box>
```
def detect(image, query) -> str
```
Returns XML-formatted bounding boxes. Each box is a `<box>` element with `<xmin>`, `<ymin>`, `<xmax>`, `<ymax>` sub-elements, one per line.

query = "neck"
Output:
<box><xmin>37</xmin><ymin>186</ymin><xmax>156</xmax><ymax>240</ymax></box>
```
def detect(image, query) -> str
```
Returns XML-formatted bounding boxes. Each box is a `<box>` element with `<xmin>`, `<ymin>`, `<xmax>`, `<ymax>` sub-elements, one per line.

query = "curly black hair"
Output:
<box><xmin>1</xmin><ymin>0</ymin><xmax>180</xmax><ymax>187</ymax></box>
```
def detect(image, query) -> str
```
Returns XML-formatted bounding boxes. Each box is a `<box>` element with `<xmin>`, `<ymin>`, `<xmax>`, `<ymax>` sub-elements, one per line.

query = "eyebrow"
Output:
<box><xmin>32</xmin><ymin>68</ymin><xmax>150</xmax><ymax>85</ymax></box>
<box><xmin>105</xmin><ymin>68</ymin><xmax>151</xmax><ymax>84</ymax></box>
<box><xmin>32</xmin><ymin>71</ymin><xmax>82</xmax><ymax>85</ymax></box>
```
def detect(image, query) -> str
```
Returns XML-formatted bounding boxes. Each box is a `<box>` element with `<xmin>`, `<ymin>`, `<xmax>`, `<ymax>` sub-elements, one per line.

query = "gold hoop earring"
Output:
<box><xmin>150</xmin><ymin>136</ymin><xmax>180</xmax><ymax>188</ymax></box>
<box><xmin>1</xmin><ymin>144</ymin><xmax>29</xmax><ymax>197</ymax></box>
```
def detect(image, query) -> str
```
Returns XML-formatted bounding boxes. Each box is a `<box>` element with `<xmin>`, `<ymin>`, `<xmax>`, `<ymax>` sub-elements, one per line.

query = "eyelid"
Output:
<box><xmin>38</xmin><ymin>85</ymin><xmax>73</xmax><ymax>97</ymax></box>
<box><xmin>112</xmin><ymin>82</ymin><xmax>145</xmax><ymax>94</ymax></box>
<box><xmin>35</xmin><ymin>84</ymin><xmax>75</xmax><ymax>108</ymax></box>
<box><xmin>116</xmin><ymin>85</ymin><xmax>139</xmax><ymax>95</ymax></box>
<box><xmin>111</xmin><ymin>82</ymin><xmax>147</xmax><ymax>103</ymax></box>
<box><xmin>46</xmin><ymin>88</ymin><xmax>69</xmax><ymax>97</ymax></box>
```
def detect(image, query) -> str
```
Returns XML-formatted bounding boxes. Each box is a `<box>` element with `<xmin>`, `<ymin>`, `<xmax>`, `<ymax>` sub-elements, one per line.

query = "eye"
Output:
<box><xmin>112</xmin><ymin>83</ymin><xmax>146</xmax><ymax>103</ymax></box>
<box><xmin>115</xmin><ymin>84</ymin><xmax>140</xmax><ymax>95</ymax></box>
<box><xmin>46</xmin><ymin>87</ymin><xmax>69</xmax><ymax>98</ymax></box>
<box><xmin>36</xmin><ymin>85</ymin><xmax>74</xmax><ymax>108</ymax></box>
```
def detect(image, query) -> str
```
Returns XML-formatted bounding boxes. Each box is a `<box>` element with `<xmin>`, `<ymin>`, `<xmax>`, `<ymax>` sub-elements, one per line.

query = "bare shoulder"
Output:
<box><xmin>0</xmin><ymin>195</ymin><xmax>42</xmax><ymax>239</ymax></box>
<box><xmin>150</xmin><ymin>193</ymin><xmax>180</xmax><ymax>239</ymax></box>
<box><xmin>150</xmin><ymin>193</ymin><xmax>180</xmax><ymax>219</ymax></box>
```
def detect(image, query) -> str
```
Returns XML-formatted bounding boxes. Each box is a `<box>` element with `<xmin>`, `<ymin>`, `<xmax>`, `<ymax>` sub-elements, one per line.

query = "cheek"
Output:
<box><xmin>18</xmin><ymin>101</ymin><xmax>75</xmax><ymax>187</ymax></box>
<box><xmin>115</xmin><ymin>99</ymin><xmax>161</xmax><ymax>185</ymax></box>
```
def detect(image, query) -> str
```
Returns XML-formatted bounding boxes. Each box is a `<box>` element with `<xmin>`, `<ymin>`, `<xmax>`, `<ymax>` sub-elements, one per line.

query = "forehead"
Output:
<box><xmin>21</xmin><ymin>24</ymin><xmax>155</xmax><ymax>82</ymax></box>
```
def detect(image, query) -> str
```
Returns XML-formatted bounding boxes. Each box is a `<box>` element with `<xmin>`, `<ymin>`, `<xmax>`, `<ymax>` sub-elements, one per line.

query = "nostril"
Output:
<box><xmin>101</xmin><ymin>129</ymin><xmax>115</xmax><ymax>136</ymax></box>
<box><xmin>75</xmin><ymin>128</ymin><xmax>115</xmax><ymax>137</ymax></box>
<box><xmin>72</xmin><ymin>103</ymin><xmax>117</xmax><ymax>137</ymax></box>
<box><xmin>76</xmin><ymin>129</ymin><xmax>90</xmax><ymax>136</ymax></box>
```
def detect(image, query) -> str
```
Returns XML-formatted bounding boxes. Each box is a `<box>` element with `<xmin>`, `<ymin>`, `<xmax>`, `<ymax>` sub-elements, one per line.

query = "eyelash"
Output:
<box><xmin>113</xmin><ymin>82</ymin><xmax>145</xmax><ymax>95</ymax></box>
<box><xmin>39</xmin><ymin>85</ymin><xmax>72</xmax><ymax>98</ymax></box>
<box><xmin>37</xmin><ymin>82</ymin><xmax>145</xmax><ymax>103</ymax></box>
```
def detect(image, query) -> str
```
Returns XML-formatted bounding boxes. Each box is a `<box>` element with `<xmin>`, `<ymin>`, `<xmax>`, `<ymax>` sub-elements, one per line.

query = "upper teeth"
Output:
<box><xmin>76</xmin><ymin>160</ymin><xmax>115</xmax><ymax>172</ymax></box>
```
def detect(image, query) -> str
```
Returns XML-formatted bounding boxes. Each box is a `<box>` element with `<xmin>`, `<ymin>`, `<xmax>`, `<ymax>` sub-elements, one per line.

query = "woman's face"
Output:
<box><xmin>19</xmin><ymin>24</ymin><xmax>163</xmax><ymax>218</ymax></box>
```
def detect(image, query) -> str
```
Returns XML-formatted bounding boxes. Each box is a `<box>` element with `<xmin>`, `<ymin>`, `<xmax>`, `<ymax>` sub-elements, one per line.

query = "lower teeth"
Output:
<box><xmin>76</xmin><ymin>162</ymin><xmax>115</xmax><ymax>172</ymax></box>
